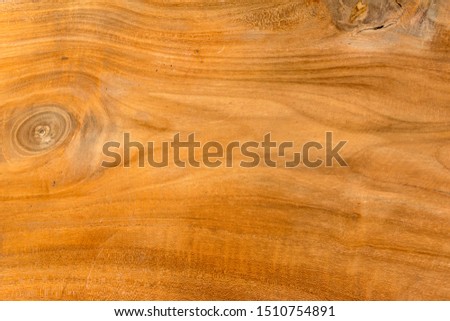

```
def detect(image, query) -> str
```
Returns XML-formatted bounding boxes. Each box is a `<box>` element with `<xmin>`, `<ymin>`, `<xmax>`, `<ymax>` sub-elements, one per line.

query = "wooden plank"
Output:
<box><xmin>0</xmin><ymin>0</ymin><xmax>449</xmax><ymax>300</ymax></box>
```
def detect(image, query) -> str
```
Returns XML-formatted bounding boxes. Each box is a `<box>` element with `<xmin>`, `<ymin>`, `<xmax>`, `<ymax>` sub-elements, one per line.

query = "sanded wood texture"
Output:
<box><xmin>1</xmin><ymin>0</ymin><xmax>449</xmax><ymax>300</ymax></box>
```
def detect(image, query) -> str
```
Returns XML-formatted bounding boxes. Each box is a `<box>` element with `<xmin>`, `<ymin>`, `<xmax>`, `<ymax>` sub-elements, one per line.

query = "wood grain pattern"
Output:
<box><xmin>1</xmin><ymin>0</ymin><xmax>449</xmax><ymax>300</ymax></box>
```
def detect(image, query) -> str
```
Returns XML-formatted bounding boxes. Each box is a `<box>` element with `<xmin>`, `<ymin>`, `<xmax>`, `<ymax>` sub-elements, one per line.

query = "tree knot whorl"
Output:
<box><xmin>10</xmin><ymin>106</ymin><xmax>74</xmax><ymax>155</ymax></box>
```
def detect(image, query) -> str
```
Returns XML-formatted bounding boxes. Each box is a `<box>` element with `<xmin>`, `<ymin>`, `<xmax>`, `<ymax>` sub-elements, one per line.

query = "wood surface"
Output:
<box><xmin>1</xmin><ymin>0</ymin><xmax>449</xmax><ymax>300</ymax></box>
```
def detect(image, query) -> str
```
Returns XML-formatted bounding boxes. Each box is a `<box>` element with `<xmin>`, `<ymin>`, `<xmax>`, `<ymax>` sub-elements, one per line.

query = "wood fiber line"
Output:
<box><xmin>0</xmin><ymin>0</ymin><xmax>449</xmax><ymax>300</ymax></box>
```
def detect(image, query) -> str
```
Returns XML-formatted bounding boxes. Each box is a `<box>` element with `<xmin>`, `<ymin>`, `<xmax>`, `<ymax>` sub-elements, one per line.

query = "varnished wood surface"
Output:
<box><xmin>1</xmin><ymin>0</ymin><xmax>449</xmax><ymax>300</ymax></box>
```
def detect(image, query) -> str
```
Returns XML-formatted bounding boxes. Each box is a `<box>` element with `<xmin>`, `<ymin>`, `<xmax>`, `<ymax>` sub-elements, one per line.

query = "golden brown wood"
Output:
<box><xmin>1</xmin><ymin>0</ymin><xmax>449</xmax><ymax>300</ymax></box>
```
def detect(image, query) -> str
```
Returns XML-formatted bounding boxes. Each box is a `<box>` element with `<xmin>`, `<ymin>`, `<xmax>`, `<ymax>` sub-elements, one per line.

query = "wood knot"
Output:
<box><xmin>325</xmin><ymin>0</ymin><xmax>434</xmax><ymax>33</ymax></box>
<box><xmin>10</xmin><ymin>106</ymin><xmax>74</xmax><ymax>155</ymax></box>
